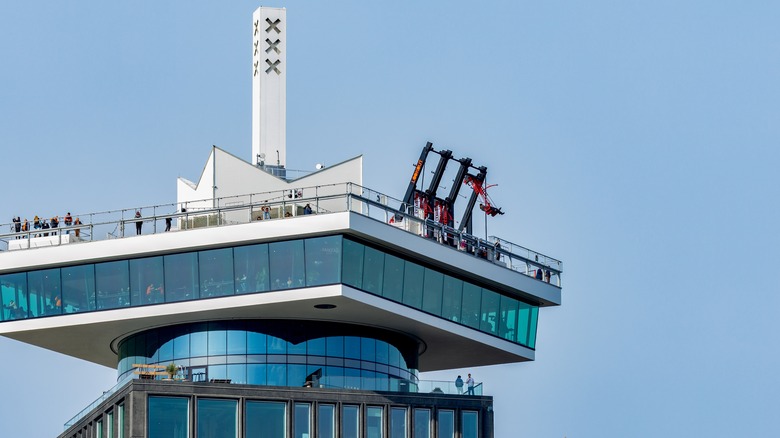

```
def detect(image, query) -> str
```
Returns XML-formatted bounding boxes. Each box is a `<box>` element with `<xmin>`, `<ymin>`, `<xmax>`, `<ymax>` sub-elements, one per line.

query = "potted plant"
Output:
<box><xmin>165</xmin><ymin>363</ymin><xmax>178</xmax><ymax>380</ymax></box>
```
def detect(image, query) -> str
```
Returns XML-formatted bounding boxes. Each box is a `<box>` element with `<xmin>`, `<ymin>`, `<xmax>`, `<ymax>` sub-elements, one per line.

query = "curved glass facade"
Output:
<box><xmin>118</xmin><ymin>320</ymin><xmax>419</xmax><ymax>390</ymax></box>
<box><xmin>0</xmin><ymin>234</ymin><xmax>538</xmax><ymax>348</ymax></box>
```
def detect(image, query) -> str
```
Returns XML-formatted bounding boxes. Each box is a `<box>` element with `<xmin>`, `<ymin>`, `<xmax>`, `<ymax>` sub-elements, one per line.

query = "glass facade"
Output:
<box><xmin>0</xmin><ymin>234</ymin><xmax>539</xmax><ymax>349</ymax></box>
<box><xmin>437</xmin><ymin>410</ymin><xmax>454</xmax><ymax>438</ymax></box>
<box><xmin>117</xmin><ymin>321</ymin><xmax>418</xmax><ymax>390</ymax></box>
<box><xmin>390</xmin><ymin>407</ymin><xmax>407</xmax><ymax>438</ymax></box>
<box><xmin>197</xmin><ymin>398</ymin><xmax>237</xmax><ymax>438</ymax></box>
<box><xmin>462</xmin><ymin>411</ymin><xmax>478</xmax><ymax>438</ymax></box>
<box><xmin>413</xmin><ymin>409</ymin><xmax>431</xmax><ymax>438</ymax></box>
<box><xmin>342</xmin><ymin>405</ymin><xmax>360</xmax><ymax>438</ymax></box>
<box><xmin>246</xmin><ymin>401</ymin><xmax>286</xmax><ymax>438</ymax></box>
<box><xmin>148</xmin><ymin>397</ymin><xmax>188</xmax><ymax>438</ymax></box>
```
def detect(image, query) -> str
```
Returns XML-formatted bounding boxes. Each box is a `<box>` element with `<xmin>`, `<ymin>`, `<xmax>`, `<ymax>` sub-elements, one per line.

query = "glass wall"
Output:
<box><xmin>117</xmin><ymin>321</ymin><xmax>418</xmax><ymax>391</ymax></box>
<box><xmin>413</xmin><ymin>409</ymin><xmax>431</xmax><ymax>438</ymax></box>
<box><xmin>390</xmin><ymin>407</ymin><xmax>407</xmax><ymax>438</ymax></box>
<box><xmin>0</xmin><ymin>234</ymin><xmax>539</xmax><ymax>348</ymax></box>
<box><xmin>437</xmin><ymin>410</ymin><xmax>454</xmax><ymax>438</ymax></box>
<box><xmin>318</xmin><ymin>404</ymin><xmax>336</xmax><ymax>438</ymax></box>
<box><xmin>367</xmin><ymin>406</ymin><xmax>384</xmax><ymax>438</ymax></box>
<box><xmin>462</xmin><ymin>411</ymin><xmax>478</xmax><ymax>438</ymax></box>
<box><xmin>246</xmin><ymin>401</ymin><xmax>286</xmax><ymax>438</ymax></box>
<box><xmin>342</xmin><ymin>405</ymin><xmax>360</xmax><ymax>438</ymax></box>
<box><xmin>197</xmin><ymin>399</ymin><xmax>237</xmax><ymax>438</ymax></box>
<box><xmin>148</xmin><ymin>397</ymin><xmax>188</xmax><ymax>438</ymax></box>
<box><xmin>293</xmin><ymin>403</ymin><xmax>311</xmax><ymax>438</ymax></box>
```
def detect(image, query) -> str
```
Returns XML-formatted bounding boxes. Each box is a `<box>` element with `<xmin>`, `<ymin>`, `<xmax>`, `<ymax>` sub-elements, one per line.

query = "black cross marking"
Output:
<box><xmin>254</xmin><ymin>20</ymin><xmax>259</xmax><ymax>36</ymax></box>
<box><xmin>253</xmin><ymin>61</ymin><xmax>259</xmax><ymax>77</ymax></box>
<box><xmin>265</xmin><ymin>38</ymin><xmax>281</xmax><ymax>54</ymax></box>
<box><xmin>265</xmin><ymin>59</ymin><xmax>281</xmax><ymax>75</ymax></box>
<box><xmin>265</xmin><ymin>18</ymin><xmax>281</xmax><ymax>34</ymax></box>
<box><xmin>254</xmin><ymin>41</ymin><xmax>259</xmax><ymax>56</ymax></box>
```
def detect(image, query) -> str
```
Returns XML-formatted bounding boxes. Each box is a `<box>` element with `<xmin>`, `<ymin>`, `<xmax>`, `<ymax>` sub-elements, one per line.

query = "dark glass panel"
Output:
<box><xmin>413</xmin><ymin>409</ymin><xmax>431</xmax><ymax>438</ymax></box>
<box><xmin>390</xmin><ymin>407</ymin><xmax>407</xmax><ymax>438</ymax></box>
<box><xmin>421</xmin><ymin>269</ymin><xmax>443</xmax><ymax>316</ymax></box>
<box><xmin>375</xmin><ymin>340</ymin><xmax>389</xmax><ymax>365</ymax></box>
<box><xmin>246</xmin><ymin>401</ymin><xmax>286</xmax><ymax>438</ymax></box>
<box><xmin>267</xmin><ymin>364</ymin><xmax>287</xmax><ymax>386</ymax></box>
<box><xmin>440</xmin><ymin>276</ymin><xmax>462</xmax><ymax>322</ymax></box>
<box><xmin>381</xmin><ymin>254</ymin><xmax>404</xmax><ymax>301</ymax></box>
<box><xmin>199</xmin><ymin>248</ymin><xmax>234</xmax><ymax>298</ymax></box>
<box><xmin>129</xmin><ymin>257</ymin><xmax>164</xmax><ymax>305</ymax></box>
<box><xmin>148</xmin><ymin>397</ymin><xmax>188</xmax><ymax>438</ymax></box>
<box><xmin>499</xmin><ymin>295</ymin><xmax>519</xmax><ymax>342</ymax></box>
<box><xmin>437</xmin><ymin>410</ymin><xmax>454</xmax><ymax>438</ymax></box>
<box><xmin>528</xmin><ymin>306</ymin><xmax>539</xmax><ymax>349</ymax></box>
<box><xmin>208</xmin><ymin>323</ymin><xmax>227</xmax><ymax>355</ymax></box>
<box><xmin>462</xmin><ymin>411</ymin><xmax>478</xmax><ymax>438</ymax></box>
<box><xmin>1</xmin><ymin>272</ymin><xmax>28</xmax><ymax>320</ymax></box>
<box><xmin>361</xmin><ymin>338</ymin><xmax>376</xmax><ymax>362</ymax></box>
<box><xmin>307</xmin><ymin>337</ymin><xmax>325</xmax><ymax>356</ymax></box>
<box><xmin>341</xmin><ymin>239</ymin><xmax>364</xmax><ymax>289</ymax></box>
<box><xmin>95</xmin><ymin>261</ymin><xmax>130</xmax><ymax>310</ymax></box>
<box><xmin>27</xmin><ymin>269</ymin><xmax>61</xmax><ymax>317</ymax></box>
<box><xmin>270</xmin><ymin>240</ymin><xmax>305</xmax><ymax>290</ymax></box>
<box><xmin>362</xmin><ymin>246</ymin><xmax>385</xmax><ymax>295</ymax></box>
<box><xmin>233</xmin><ymin>243</ymin><xmax>270</xmax><ymax>294</ymax></box>
<box><xmin>517</xmin><ymin>301</ymin><xmax>532</xmax><ymax>346</ymax></box>
<box><xmin>319</xmin><ymin>404</ymin><xmax>336</xmax><ymax>438</ymax></box>
<box><xmin>305</xmin><ymin>236</ymin><xmax>342</xmax><ymax>286</ymax></box>
<box><xmin>294</xmin><ymin>403</ymin><xmax>311</xmax><ymax>438</ymax></box>
<box><xmin>247</xmin><ymin>331</ymin><xmax>267</xmax><ymax>354</ymax></box>
<box><xmin>227</xmin><ymin>329</ymin><xmax>247</xmax><ymax>355</ymax></box>
<box><xmin>367</xmin><ymin>406</ymin><xmax>384</xmax><ymax>438</ymax></box>
<box><xmin>344</xmin><ymin>336</ymin><xmax>361</xmax><ymax>359</ymax></box>
<box><xmin>460</xmin><ymin>283</ymin><xmax>482</xmax><ymax>329</ymax></box>
<box><xmin>197</xmin><ymin>399</ymin><xmax>237</xmax><ymax>438</ymax></box>
<box><xmin>164</xmin><ymin>253</ymin><xmax>199</xmax><ymax>302</ymax></box>
<box><xmin>61</xmin><ymin>265</ymin><xmax>95</xmax><ymax>314</ymax></box>
<box><xmin>480</xmin><ymin>289</ymin><xmax>500</xmax><ymax>335</ymax></box>
<box><xmin>402</xmin><ymin>262</ymin><xmax>424</xmax><ymax>308</ymax></box>
<box><xmin>342</xmin><ymin>405</ymin><xmax>360</xmax><ymax>438</ymax></box>
<box><xmin>326</xmin><ymin>336</ymin><xmax>343</xmax><ymax>357</ymax></box>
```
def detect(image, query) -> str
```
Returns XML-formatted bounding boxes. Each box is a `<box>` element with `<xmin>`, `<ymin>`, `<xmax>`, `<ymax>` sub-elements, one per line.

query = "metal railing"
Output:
<box><xmin>2</xmin><ymin>183</ymin><xmax>562</xmax><ymax>286</ymax></box>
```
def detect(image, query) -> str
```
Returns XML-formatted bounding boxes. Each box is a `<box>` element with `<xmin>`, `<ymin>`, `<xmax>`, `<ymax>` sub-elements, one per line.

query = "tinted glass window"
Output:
<box><xmin>437</xmin><ymin>410</ymin><xmax>454</xmax><ymax>438</ymax></box>
<box><xmin>499</xmin><ymin>295</ymin><xmax>519</xmax><ymax>342</ymax></box>
<box><xmin>1</xmin><ymin>272</ymin><xmax>28</xmax><ymax>321</ymax></box>
<box><xmin>269</xmin><ymin>240</ymin><xmax>305</xmax><ymax>290</ymax></box>
<box><xmin>234</xmin><ymin>243</ymin><xmax>270</xmax><ymax>294</ymax></box>
<box><xmin>390</xmin><ymin>407</ymin><xmax>407</xmax><ymax>438</ymax></box>
<box><xmin>293</xmin><ymin>403</ymin><xmax>311</xmax><ymax>438</ymax></box>
<box><xmin>199</xmin><ymin>248</ymin><xmax>234</xmax><ymax>298</ymax></box>
<box><xmin>148</xmin><ymin>397</ymin><xmax>188</xmax><ymax>438</ymax></box>
<box><xmin>402</xmin><ymin>262</ymin><xmax>424</xmax><ymax>308</ymax></box>
<box><xmin>129</xmin><ymin>257</ymin><xmax>164</xmax><ymax>305</ymax></box>
<box><xmin>460</xmin><ymin>283</ymin><xmax>481</xmax><ymax>329</ymax></box>
<box><xmin>164</xmin><ymin>253</ymin><xmax>199</xmax><ymax>302</ymax></box>
<box><xmin>27</xmin><ymin>269</ymin><xmax>61</xmax><ymax>317</ymax></box>
<box><xmin>413</xmin><ymin>409</ymin><xmax>430</xmax><ymax>438</ymax></box>
<box><xmin>341</xmin><ymin>239</ymin><xmax>364</xmax><ymax>289</ymax></box>
<box><xmin>305</xmin><ymin>236</ymin><xmax>341</xmax><ymax>286</ymax></box>
<box><xmin>62</xmin><ymin>265</ymin><xmax>95</xmax><ymax>314</ymax></box>
<box><xmin>362</xmin><ymin>246</ymin><xmax>385</xmax><ymax>295</ymax></box>
<box><xmin>198</xmin><ymin>399</ymin><xmax>237</xmax><ymax>438</ymax></box>
<box><xmin>462</xmin><ymin>411</ymin><xmax>478</xmax><ymax>438</ymax></box>
<box><xmin>95</xmin><ymin>261</ymin><xmax>130</xmax><ymax>310</ymax></box>
<box><xmin>367</xmin><ymin>406</ymin><xmax>384</xmax><ymax>438</ymax></box>
<box><xmin>440</xmin><ymin>276</ymin><xmax>462</xmax><ymax>322</ymax></box>
<box><xmin>246</xmin><ymin>401</ymin><xmax>286</xmax><ymax>438</ymax></box>
<box><xmin>421</xmin><ymin>269</ymin><xmax>443</xmax><ymax>316</ymax></box>
<box><xmin>318</xmin><ymin>404</ymin><xmax>336</xmax><ymax>438</ymax></box>
<box><xmin>480</xmin><ymin>289</ymin><xmax>500</xmax><ymax>335</ymax></box>
<box><xmin>342</xmin><ymin>405</ymin><xmax>360</xmax><ymax>438</ymax></box>
<box><xmin>381</xmin><ymin>254</ymin><xmax>404</xmax><ymax>301</ymax></box>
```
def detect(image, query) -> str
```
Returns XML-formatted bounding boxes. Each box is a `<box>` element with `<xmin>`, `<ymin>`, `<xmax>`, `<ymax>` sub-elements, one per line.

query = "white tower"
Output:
<box><xmin>252</xmin><ymin>7</ymin><xmax>286</xmax><ymax>170</ymax></box>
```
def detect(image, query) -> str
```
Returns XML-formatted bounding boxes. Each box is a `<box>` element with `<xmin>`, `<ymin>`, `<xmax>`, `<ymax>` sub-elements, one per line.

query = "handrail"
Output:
<box><xmin>1</xmin><ymin>183</ymin><xmax>562</xmax><ymax>286</ymax></box>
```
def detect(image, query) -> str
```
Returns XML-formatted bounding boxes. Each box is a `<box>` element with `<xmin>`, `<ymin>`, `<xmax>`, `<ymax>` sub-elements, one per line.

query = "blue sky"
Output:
<box><xmin>1</xmin><ymin>1</ymin><xmax>779</xmax><ymax>436</ymax></box>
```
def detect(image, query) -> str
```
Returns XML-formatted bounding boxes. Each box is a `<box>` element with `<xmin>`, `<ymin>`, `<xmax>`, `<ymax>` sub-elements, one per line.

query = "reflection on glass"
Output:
<box><xmin>234</xmin><ymin>244</ymin><xmax>270</xmax><ymax>294</ymax></box>
<box><xmin>1</xmin><ymin>272</ymin><xmax>28</xmax><ymax>321</ymax></box>
<box><xmin>62</xmin><ymin>265</ymin><xmax>95</xmax><ymax>314</ymax></box>
<box><xmin>462</xmin><ymin>411</ymin><xmax>478</xmax><ymax>438</ymax></box>
<box><xmin>197</xmin><ymin>399</ymin><xmax>237</xmax><ymax>438</ymax></box>
<box><xmin>381</xmin><ymin>254</ymin><xmax>404</xmax><ymax>301</ymax></box>
<box><xmin>95</xmin><ymin>260</ymin><xmax>130</xmax><ymax>310</ymax></box>
<box><xmin>413</xmin><ymin>409</ymin><xmax>431</xmax><ymax>438</ymax></box>
<box><xmin>148</xmin><ymin>397</ymin><xmax>188</xmax><ymax>438</ymax></box>
<box><xmin>164</xmin><ymin>253</ymin><xmax>199</xmax><ymax>302</ymax></box>
<box><xmin>343</xmin><ymin>405</ymin><xmax>360</xmax><ymax>438</ymax></box>
<box><xmin>437</xmin><ymin>410</ymin><xmax>454</xmax><ymax>438</ymax></box>
<box><xmin>270</xmin><ymin>240</ymin><xmax>305</xmax><ymax>290</ymax></box>
<box><xmin>441</xmin><ymin>276</ymin><xmax>462</xmax><ymax>322</ymax></box>
<box><xmin>246</xmin><ymin>401</ymin><xmax>286</xmax><ymax>438</ymax></box>
<box><xmin>129</xmin><ymin>257</ymin><xmax>164</xmax><ymax>305</ymax></box>
<box><xmin>390</xmin><ymin>407</ymin><xmax>407</xmax><ymax>438</ymax></box>
<box><xmin>319</xmin><ymin>404</ymin><xmax>336</xmax><ymax>438</ymax></box>
<box><xmin>293</xmin><ymin>403</ymin><xmax>311</xmax><ymax>438</ymax></box>
<box><xmin>27</xmin><ymin>269</ymin><xmax>61</xmax><ymax>317</ymax></box>
<box><xmin>367</xmin><ymin>406</ymin><xmax>384</xmax><ymax>438</ymax></box>
<box><xmin>461</xmin><ymin>283</ymin><xmax>481</xmax><ymax>329</ymax></box>
<box><xmin>499</xmin><ymin>295</ymin><xmax>519</xmax><ymax>342</ymax></box>
<box><xmin>305</xmin><ymin>236</ymin><xmax>342</xmax><ymax>286</ymax></box>
<box><xmin>402</xmin><ymin>262</ymin><xmax>424</xmax><ymax>308</ymax></box>
<box><xmin>421</xmin><ymin>269</ymin><xmax>443</xmax><ymax>316</ymax></box>
<box><xmin>362</xmin><ymin>246</ymin><xmax>384</xmax><ymax>295</ymax></box>
<box><xmin>199</xmin><ymin>248</ymin><xmax>234</xmax><ymax>298</ymax></box>
<box><xmin>480</xmin><ymin>289</ymin><xmax>500</xmax><ymax>335</ymax></box>
<box><xmin>341</xmin><ymin>239</ymin><xmax>364</xmax><ymax>289</ymax></box>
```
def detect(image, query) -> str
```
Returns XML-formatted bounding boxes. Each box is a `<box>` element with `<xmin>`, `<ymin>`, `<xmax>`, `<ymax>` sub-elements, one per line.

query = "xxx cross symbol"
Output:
<box><xmin>265</xmin><ymin>59</ymin><xmax>281</xmax><ymax>75</ymax></box>
<box><xmin>265</xmin><ymin>38</ymin><xmax>281</xmax><ymax>54</ymax></box>
<box><xmin>253</xmin><ymin>61</ymin><xmax>259</xmax><ymax>77</ymax></box>
<box><xmin>254</xmin><ymin>20</ymin><xmax>259</xmax><ymax>36</ymax></box>
<box><xmin>254</xmin><ymin>40</ymin><xmax>259</xmax><ymax>56</ymax></box>
<box><xmin>265</xmin><ymin>18</ymin><xmax>281</xmax><ymax>34</ymax></box>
